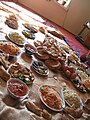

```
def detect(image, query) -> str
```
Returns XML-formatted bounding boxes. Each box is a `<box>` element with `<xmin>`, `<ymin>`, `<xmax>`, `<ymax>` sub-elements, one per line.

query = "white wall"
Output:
<box><xmin>18</xmin><ymin>0</ymin><xmax>67</xmax><ymax>26</ymax></box>
<box><xmin>64</xmin><ymin>0</ymin><xmax>90</xmax><ymax>36</ymax></box>
<box><xmin>18</xmin><ymin>0</ymin><xmax>90</xmax><ymax>36</ymax></box>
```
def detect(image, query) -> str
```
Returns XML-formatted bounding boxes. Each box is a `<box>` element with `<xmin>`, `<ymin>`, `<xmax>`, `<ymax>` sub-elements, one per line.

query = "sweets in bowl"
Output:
<box><xmin>7</xmin><ymin>78</ymin><xmax>29</xmax><ymax>99</ymax></box>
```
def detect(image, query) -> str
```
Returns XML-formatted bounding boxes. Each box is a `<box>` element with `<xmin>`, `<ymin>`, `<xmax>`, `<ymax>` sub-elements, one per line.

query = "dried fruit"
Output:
<box><xmin>68</xmin><ymin>66</ymin><xmax>75</xmax><ymax>73</ymax></box>
<box><xmin>65</xmin><ymin>70</ymin><xmax>71</xmax><ymax>78</ymax></box>
<box><xmin>63</xmin><ymin>65</ymin><xmax>69</xmax><ymax>71</ymax></box>
<box><xmin>70</xmin><ymin>73</ymin><xmax>77</xmax><ymax>79</ymax></box>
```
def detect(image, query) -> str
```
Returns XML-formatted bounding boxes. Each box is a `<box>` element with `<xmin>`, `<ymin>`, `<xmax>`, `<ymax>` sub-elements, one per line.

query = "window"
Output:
<box><xmin>55</xmin><ymin>0</ymin><xmax>71</xmax><ymax>10</ymax></box>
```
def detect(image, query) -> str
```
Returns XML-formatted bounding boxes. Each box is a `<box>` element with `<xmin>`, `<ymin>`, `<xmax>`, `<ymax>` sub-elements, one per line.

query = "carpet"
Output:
<box><xmin>63</xmin><ymin>37</ymin><xmax>88</xmax><ymax>57</ymax></box>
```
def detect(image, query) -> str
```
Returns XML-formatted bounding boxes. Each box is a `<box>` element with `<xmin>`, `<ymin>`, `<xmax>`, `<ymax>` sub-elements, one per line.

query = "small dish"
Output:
<box><xmin>24</xmin><ymin>44</ymin><xmax>36</xmax><ymax>56</ymax></box>
<box><xmin>72</xmin><ymin>79</ymin><xmax>87</xmax><ymax>93</ymax></box>
<box><xmin>32</xmin><ymin>61</ymin><xmax>49</xmax><ymax>76</ymax></box>
<box><xmin>22</xmin><ymin>30</ymin><xmax>35</xmax><ymax>39</ymax></box>
<box><xmin>7</xmin><ymin>78</ymin><xmax>29</xmax><ymax>99</ymax></box>
<box><xmin>38</xmin><ymin>85</ymin><xmax>65</xmax><ymax>111</ymax></box>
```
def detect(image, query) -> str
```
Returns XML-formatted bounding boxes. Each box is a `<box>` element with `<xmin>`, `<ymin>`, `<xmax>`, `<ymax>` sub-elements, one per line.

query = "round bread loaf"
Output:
<box><xmin>35</xmin><ymin>51</ymin><xmax>49</xmax><ymax>60</ymax></box>
<box><xmin>45</xmin><ymin>59</ymin><xmax>61</xmax><ymax>71</ymax></box>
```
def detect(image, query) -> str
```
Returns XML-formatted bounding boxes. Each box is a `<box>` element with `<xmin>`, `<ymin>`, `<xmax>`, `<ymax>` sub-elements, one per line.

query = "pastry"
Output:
<box><xmin>0</xmin><ymin>66</ymin><xmax>10</xmax><ymax>81</ymax></box>
<box><xmin>45</xmin><ymin>59</ymin><xmax>61</xmax><ymax>71</ymax></box>
<box><xmin>34</xmin><ymin>40</ymin><xmax>43</xmax><ymax>47</ymax></box>
<box><xmin>0</xmin><ymin>52</ymin><xmax>10</xmax><ymax>69</ymax></box>
<box><xmin>26</xmin><ymin>99</ymin><xmax>42</xmax><ymax>116</ymax></box>
<box><xmin>35</xmin><ymin>50</ymin><xmax>49</xmax><ymax>60</ymax></box>
<box><xmin>39</xmin><ymin>26</ymin><xmax>46</xmax><ymax>34</ymax></box>
<box><xmin>5</xmin><ymin>14</ymin><xmax>18</xmax><ymax>29</ymax></box>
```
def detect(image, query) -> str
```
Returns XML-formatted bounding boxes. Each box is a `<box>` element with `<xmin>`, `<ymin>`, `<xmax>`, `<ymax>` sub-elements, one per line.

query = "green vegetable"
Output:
<box><xmin>18</xmin><ymin>75</ymin><xmax>30</xmax><ymax>84</ymax></box>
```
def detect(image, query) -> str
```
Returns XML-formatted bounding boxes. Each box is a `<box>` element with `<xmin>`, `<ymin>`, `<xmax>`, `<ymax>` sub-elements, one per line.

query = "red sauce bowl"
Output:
<box><xmin>7</xmin><ymin>78</ymin><xmax>29</xmax><ymax>99</ymax></box>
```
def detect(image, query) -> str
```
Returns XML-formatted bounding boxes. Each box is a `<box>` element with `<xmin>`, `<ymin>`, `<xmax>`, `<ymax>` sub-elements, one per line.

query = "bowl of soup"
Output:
<box><xmin>7</xmin><ymin>78</ymin><xmax>29</xmax><ymax>99</ymax></box>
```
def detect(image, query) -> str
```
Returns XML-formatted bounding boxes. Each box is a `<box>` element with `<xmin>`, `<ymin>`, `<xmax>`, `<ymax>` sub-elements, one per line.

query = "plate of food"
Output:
<box><xmin>22</xmin><ymin>30</ymin><xmax>35</xmax><ymax>39</ymax></box>
<box><xmin>23</xmin><ymin>23</ymin><xmax>38</xmax><ymax>32</ymax></box>
<box><xmin>0</xmin><ymin>41</ymin><xmax>20</xmax><ymax>56</ymax></box>
<box><xmin>38</xmin><ymin>85</ymin><xmax>65</xmax><ymax>111</ymax></box>
<box><xmin>7</xmin><ymin>32</ymin><xmax>25</xmax><ymax>46</ymax></box>
<box><xmin>35</xmin><ymin>50</ymin><xmax>49</xmax><ymax>60</ymax></box>
<box><xmin>82</xmin><ymin>78</ymin><xmax>90</xmax><ymax>92</ymax></box>
<box><xmin>63</xmin><ymin>89</ymin><xmax>83</xmax><ymax>109</ymax></box>
<box><xmin>8</xmin><ymin>62</ymin><xmax>35</xmax><ymax>84</ymax></box>
<box><xmin>71</xmin><ymin>79</ymin><xmax>87</xmax><ymax>93</ymax></box>
<box><xmin>76</xmin><ymin>69</ymin><xmax>88</xmax><ymax>80</ymax></box>
<box><xmin>32</xmin><ymin>61</ymin><xmax>49</xmax><ymax>76</ymax></box>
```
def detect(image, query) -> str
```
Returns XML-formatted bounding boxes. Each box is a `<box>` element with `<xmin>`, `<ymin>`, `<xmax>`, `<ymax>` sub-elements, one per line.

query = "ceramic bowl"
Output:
<box><xmin>7</xmin><ymin>78</ymin><xmax>29</xmax><ymax>99</ymax></box>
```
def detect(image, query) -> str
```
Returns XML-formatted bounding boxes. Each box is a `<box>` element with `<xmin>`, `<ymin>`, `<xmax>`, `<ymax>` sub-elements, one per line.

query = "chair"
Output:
<box><xmin>75</xmin><ymin>21</ymin><xmax>90</xmax><ymax>49</ymax></box>
<box><xmin>78</xmin><ymin>21</ymin><xmax>90</xmax><ymax>36</ymax></box>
